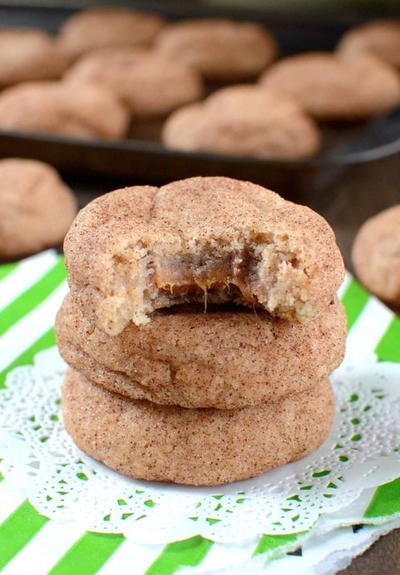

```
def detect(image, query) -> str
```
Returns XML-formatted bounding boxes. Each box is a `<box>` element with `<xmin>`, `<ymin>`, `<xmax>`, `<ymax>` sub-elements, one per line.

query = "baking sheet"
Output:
<box><xmin>0</xmin><ymin>3</ymin><xmax>400</xmax><ymax>200</ymax></box>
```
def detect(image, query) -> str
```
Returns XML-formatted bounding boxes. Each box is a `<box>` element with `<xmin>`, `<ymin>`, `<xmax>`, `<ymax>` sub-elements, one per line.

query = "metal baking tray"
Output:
<box><xmin>0</xmin><ymin>2</ymin><xmax>400</xmax><ymax>201</ymax></box>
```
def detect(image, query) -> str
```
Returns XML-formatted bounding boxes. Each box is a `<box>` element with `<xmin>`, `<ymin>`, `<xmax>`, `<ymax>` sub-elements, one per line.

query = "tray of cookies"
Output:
<box><xmin>0</xmin><ymin>2</ymin><xmax>400</xmax><ymax>199</ymax></box>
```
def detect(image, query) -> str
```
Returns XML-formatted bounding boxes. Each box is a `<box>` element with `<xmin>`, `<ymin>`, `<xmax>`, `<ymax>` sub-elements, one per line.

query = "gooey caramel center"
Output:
<box><xmin>152</xmin><ymin>250</ymin><xmax>257</xmax><ymax>302</ymax></box>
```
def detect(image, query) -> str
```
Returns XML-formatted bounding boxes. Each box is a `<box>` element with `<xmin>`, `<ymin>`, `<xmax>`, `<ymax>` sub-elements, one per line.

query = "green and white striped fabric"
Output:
<box><xmin>0</xmin><ymin>250</ymin><xmax>400</xmax><ymax>575</ymax></box>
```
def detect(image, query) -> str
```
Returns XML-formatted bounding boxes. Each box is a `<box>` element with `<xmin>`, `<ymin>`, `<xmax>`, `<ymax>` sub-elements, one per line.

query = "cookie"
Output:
<box><xmin>63</xmin><ymin>177</ymin><xmax>344</xmax><ymax>334</ymax></box>
<box><xmin>338</xmin><ymin>20</ymin><xmax>400</xmax><ymax>69</ymax></box>
<box><xmin>260</xmin><ymin>52</ymin><xmax>400</xmax><ymax>120</ymax></box>
<box><xmin>162</xmin><ymin>85</ymin><xmax>320</xmax><ymax>159</ymax></box>
<box><xmin>0</xmin><ymin>81</ymin><xmax>129</xmax><ymax>140</ymax></box>
<box><xmin>0</xmin><ymin>158</ymin><xmax>77</xmax><ymax>258</ymax></box>
<box><xmin>62</xmin><ymin>368</ymin><xmax>334</xmax><ymax>486</ymax></box>
<box><xmin>58</xmin><ymin>7</ymin><xmax>165</xmax><ymax>60</ymax></box>
<box><xmin>56</xmin><ymin>291</ymin><xmax>345</xmax><ymax>409</ymax></box>
<box><xmin>65</xmin><ymin>48</ymin><xmax>203</xmax><ymax>119</ymax></box>
<box><xmin>156</xmin><ymin>19</ymin><xmax>277</xmax><ymax>81</ymax></box>
<box><xmin>0</xmin><ymin>28</ymin><xmax>68</xmax><ymax>87</ymax></box>
<box><xmin>352</xmin><ymin>205</ymin><xmax>400</xmax><ymax>305</ymax></box>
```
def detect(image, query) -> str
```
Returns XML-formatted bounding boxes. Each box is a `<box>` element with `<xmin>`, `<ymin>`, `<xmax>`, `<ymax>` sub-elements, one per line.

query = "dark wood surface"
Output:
<box><xmin>70</xmin><ymin>152</ymin><xmax>400</xmax><ymax>574</ymax></box>
<box><xmin>321</xmin><ymin>155</ymin><xmax>400</xmax><ymax>272</ymax></box>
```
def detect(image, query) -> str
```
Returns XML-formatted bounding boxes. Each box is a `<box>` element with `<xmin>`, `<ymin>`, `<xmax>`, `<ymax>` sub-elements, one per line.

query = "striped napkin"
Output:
<box><xmin>0</xmin><ymin>250</ymin><xmax>399</xmax><ymax>575</ymax></box>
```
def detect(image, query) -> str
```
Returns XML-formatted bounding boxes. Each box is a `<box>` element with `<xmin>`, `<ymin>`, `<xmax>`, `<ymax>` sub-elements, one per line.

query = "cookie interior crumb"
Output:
<box><xmin>96</xmin><ymin>233</ymin><xmax>312</xmax><ymax>334</ymax></box>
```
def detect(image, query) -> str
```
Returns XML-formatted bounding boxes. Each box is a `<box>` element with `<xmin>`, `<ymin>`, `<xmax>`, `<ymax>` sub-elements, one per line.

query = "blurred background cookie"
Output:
<box><xmin>162</xmin><ymin>85</ymin><xmax>321</xmax><ymax>159</ymax></box>
<box><xmin>338</xmin><ymin>19</ymin><xmax>400</xmax><ymax>69</ymax></box>
<box><xmin>156</xmin><ymin>19</ymin><xmax>277</xmax><ymax>81</ymax></box>
<box><xmin>0</xmin><ymin>81</ymin><xmax>129</xmax><ymax>140</ymax></box>
<box><xmin>65</xmin><ymin>48</ymin><xmax>203</xmax><ymax>120</ymax></box>
<box><xmin>62</xmin><ymin>368</ymin><xmax>334</xmax><ymax>486</ymax></box>
<box><xmin>260</xmin><ymin>52</ymin><xmax>400</xmax><ymax>120</ymax></box>
<box><xmin>352</xmin><ymin>205</ymin><xmax>400</xmax><ymax>305</ymax></box>
<box><xmin>0</xmin><ymin>158</ymin><xmax>77</xmax><ymax>258</ymax></box>
<box><xmin>0</xmin><ymin>28</ymin><xmax>68</xmax><ymax>87</ymax></box>
<box><xmin>58</xmin><ymin>6</ymin><xmax>165</xmax><ymax>60</ymax></box>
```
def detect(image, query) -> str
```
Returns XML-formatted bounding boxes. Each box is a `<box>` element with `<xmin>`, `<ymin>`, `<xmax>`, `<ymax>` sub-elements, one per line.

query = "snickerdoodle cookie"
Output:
<box><xmin>65</xmin><ymin>48</ymin><xmax>203</xmax><ymax>119</ymax></box>
<box><xmin>0</xmin><ymin>81</ymin><xmax>129</xmax><ymax>140</ymax></box>
<box><xmin>62</xmin><ymin>368</ymin><xmax>334</xmax><ymax>486</ymax></box>
<box><xmin>261</xmin><ymin>52</ymin><xmax>400</xmax><ymax>120</ymax></box>
<box><xmin>156</xmin><ymin>19</ymin><xmax>277</xmax><ymax>81</ymax></box>
<box><xmin>0</xmin><ymin>159</ymin><xmax>77</xmax><ymax>258</ymax></box>
<box><xmin>162</xmin><ymin>85</ymin><xmax>320</xmax><ymax>159</ymax></box>
<box><xmin>58</xmin><ymin>7</ymin><xmax>164</xmax><ymax>60</ymax></box>
<box><xmin>63</xmin><ymin>177</ymin><xmax>344</xmax><ymax>334</ymax></box>
<box><xmin>338</xmin><ymin>20</ymin><xmax>400</xmax><ymax>69</ymax></box>
<box><xmin>56</xmin><ymin>291</ymin><xmax>345</xmax><ymax>409</ymax></box>
<box><xmin>352</xmin><ymin>205</ymin><xmax>400</xmax><ymax>305</ymax></box>
<box><xmin>0</xmin><ymin>28</ymin><xmax>68</xmax><ymax>87</ymax></box>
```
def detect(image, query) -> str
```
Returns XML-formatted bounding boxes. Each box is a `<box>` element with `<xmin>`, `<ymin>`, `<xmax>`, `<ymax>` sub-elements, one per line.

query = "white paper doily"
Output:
<box><xmin>0</xmin><ymin>347</ymin><xmax>399</xmax><ymax>544</ymax></box>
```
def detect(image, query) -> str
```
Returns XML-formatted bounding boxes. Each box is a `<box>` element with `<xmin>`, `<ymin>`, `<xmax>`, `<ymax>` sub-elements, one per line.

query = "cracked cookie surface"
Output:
<box><xmin>64</xmin><ymin>177</ymin><xmax>344</xmax><ymax>334</ymax></box>
<box><xmin>56</xmin><ymin>291</ymin><xmax>345</xmax><ymax>409</ymax></box>
<box><xmin>62</xmin><ymin>368</ymin><xmax>334</xmax><ymax>486</ymax></box>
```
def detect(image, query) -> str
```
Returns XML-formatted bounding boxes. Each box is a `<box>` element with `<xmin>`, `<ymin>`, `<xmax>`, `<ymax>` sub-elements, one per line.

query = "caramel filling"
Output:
<box><xmin>151</xmin><ymin>250</ymin><xmax>258</xmax><ymax>304</ymax></box>
<box><xmin>96</xmin><ymin>237</ymin><xmax>310</xmax><ymax>335</ymax></box>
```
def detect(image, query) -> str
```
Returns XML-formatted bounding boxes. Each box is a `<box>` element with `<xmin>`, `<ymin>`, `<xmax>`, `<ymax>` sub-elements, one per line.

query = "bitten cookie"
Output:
<box><xmin>352</xmin><ymin>205</ymin><xmax>400</xmax><ymax>305</ymax></box>
<box><xmin>156</xmin><ymin>19</ymin><xmax>277</xmax><ymax>81</ymax></box>
<box><xmin>65</xmin><ymin>48</ymin><xmax>203</xmax><ymax>119</ymax></box>
<box><xmin>0</xmin><ymin>81</ymin><xmax>129</xmax><ymax>140</ymax></box>
<box><xmin>63</xmin><ymin>177</ymin><xmax>344</xmax><ymax>334</ymax></box>
<box><xmin>58</xmin><ymin>7</ymin><xmax>165</xmax><ymax>60</ymax></box>
<box><xmin>62</xmin><ymin>368</ymin><xmax>335</xmax><ymax>486</ymax></box>
<box><xmin>162</xmin><ymin>85</ymin><xmax>320</xmax><ymax>159</ymax></box>
<box><xmin>56</xmin><ymin>292</ymin><xmax>346</xmax><ymax>409</ymax></box>
<box><xmin>338</xmin><ymin>20</ymin><xmax>400</xmax><ymax>69</ymax></box>
<box><xmin>261</xmin><ymin>52</ymin><xmax>400</xmax><ymax>120</ymax></box>
<box><xmin>0</xmin><ymin>158</ymin><xmax>77</xmax><ymax>258</ymax></box>
<box><xmin>0</xmin><ymin>28</ymin><xmax>68</xmax><ymax>87</ymax></box>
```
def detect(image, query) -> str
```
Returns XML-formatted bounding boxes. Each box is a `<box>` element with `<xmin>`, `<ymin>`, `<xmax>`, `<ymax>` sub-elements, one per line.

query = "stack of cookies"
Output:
<box><xmin>56</xmin><ymin>176</ymin><xmax>346</xmax><ymax>486</ymax></box>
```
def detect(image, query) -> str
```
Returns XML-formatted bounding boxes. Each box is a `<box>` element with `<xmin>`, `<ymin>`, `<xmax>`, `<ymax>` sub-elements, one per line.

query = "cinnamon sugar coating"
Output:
<box><xmin>62</xmin><ymin>368</ymin><xmax>334</xmax><ymax>486</ymax></box>
<box><xmin>56</xmin><ymin>292</ymin><xmax>345</xmax><ymax>409</ymax></box>
<box><xmin>64</xmin><ymin>177</ymin><xmax>344</xmax><ymax>334</ymax></box>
